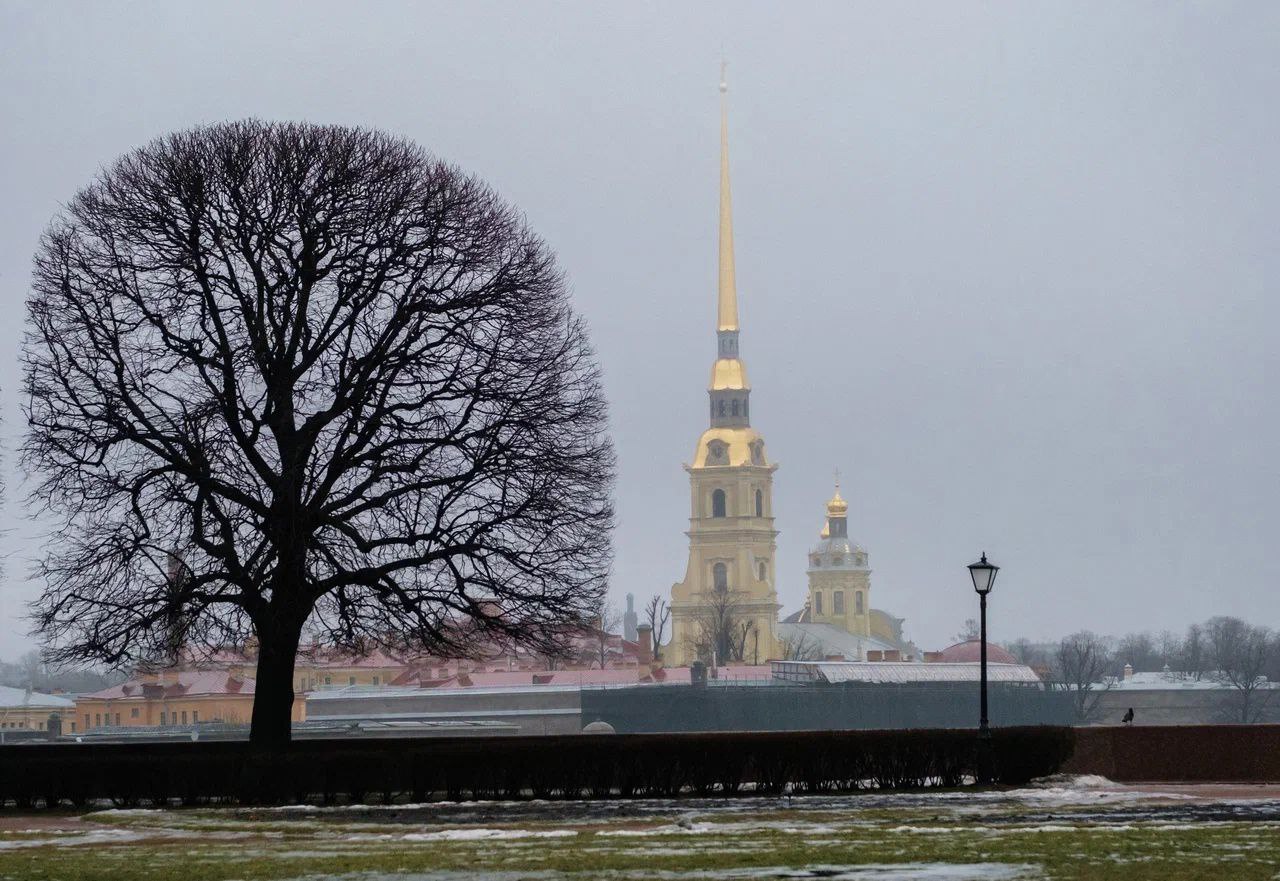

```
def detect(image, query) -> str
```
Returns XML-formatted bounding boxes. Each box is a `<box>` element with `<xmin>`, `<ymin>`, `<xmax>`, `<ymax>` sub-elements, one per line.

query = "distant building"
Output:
<box><xmin>622</xmin><ymin>593</ymin><xmax>638</xmax><ymax>643</ymax></box>
<box><xmin>929</xmin><ymin>639</ymin><xmax>1020</xmax><ymax>665</ymax></box>
<box><xmin>668</xmin><ymin>71</ymin><xmax>783</xmax><ymax>666</ymax></box>
<box><xmin>772</xmin><ymin>658</ymin><xmax>1042</xmax><ymax>686</ymax></box>
<box><xmin>777</xmin><ymin>489</ymin><xmax>921</xmax><ymax>661</ymax></box>
<box><xmin>75</xmin><ymin>670</ymin><xmax>305</xmax><ymax>731</ymax></box>
<box><xmin>0</xmin><ymin>685</ymin><xmax>74</xmax><ymax>733</ymax></box>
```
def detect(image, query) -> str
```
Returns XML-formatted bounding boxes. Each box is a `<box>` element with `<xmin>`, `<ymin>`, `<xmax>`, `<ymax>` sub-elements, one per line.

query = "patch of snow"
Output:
<box><xmin>0</xmin><ymin>828</ymin><xmax>152</xmax><ymax>850</ymax></box>
<box><xmin>346</xmin><ymin>828</ymin><xmax>578</xmax><ymax>843</ymax></box>
<box><xmin>1028</xmin><ymin>774</ymin><xmax>1116</xmax><ymax>790</ymax></box>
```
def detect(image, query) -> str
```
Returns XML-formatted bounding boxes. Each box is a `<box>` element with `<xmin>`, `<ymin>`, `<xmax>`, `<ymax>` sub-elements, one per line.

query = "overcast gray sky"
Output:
<box><xmin>1</xmin><ymin>1</ymin><xmax>1277</xmax><ymax>657</ymax></box>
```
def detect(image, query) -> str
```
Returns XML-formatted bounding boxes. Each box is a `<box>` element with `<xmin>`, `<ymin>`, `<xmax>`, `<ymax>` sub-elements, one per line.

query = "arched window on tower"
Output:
<box><xmin>855</xmin><ymin>591</ymin><xmax>865</xmax><ymax>614</ymax></box>
<box><xmin>718</xmin><ymin>400</ymin><xmax>726</xmax><ymax>417</ymax></box>
<box><xmin>731</xmin><ymin>399</ymin><xmax>740</xmax><ymax>417</ymax></box>
<box><xmin>814</xmin><ymin>591</ymin><xmax>823</xmax><ymax>615</ymax></box>
<box><xmin>713</xmin><ymin>562</ymin><xmax>728</xmax><ymax>592</ymax></box>
<box><xmin>758</xmin><ymin>561</ymin><xmax>767</xmax><ymax>581</ymax></box>
<box><xmin>754</xmin><ymin>489</ymin><xmax>763</xmax><ymax>517</ymax></box>
<box><xmin>711</xmin><ymin>489</ymin><xmax>727</xmax><ymax>518</ymax></box>
<box><xmin>834</xmin><ymin>591</ymin><xmax>845</xmax><ymax>614</ymax></box>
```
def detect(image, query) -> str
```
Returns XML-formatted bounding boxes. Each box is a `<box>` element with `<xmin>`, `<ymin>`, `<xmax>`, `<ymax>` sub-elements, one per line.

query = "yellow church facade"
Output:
<box><xmin>669</xmin><ymin>69</ymin><xmax>782</xmax><ymax>666</ymax></box>
<box><xmin>668</xmin><ymin>69</ymin><xmax>917</xmax><ymax>668</ymax></box>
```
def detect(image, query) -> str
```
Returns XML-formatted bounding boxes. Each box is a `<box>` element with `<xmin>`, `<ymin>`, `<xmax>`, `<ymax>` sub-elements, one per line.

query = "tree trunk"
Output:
<box><xmin>249</xmin><ymin>611</ymin><xmax>304</xmax><ymax>748</ymax></box>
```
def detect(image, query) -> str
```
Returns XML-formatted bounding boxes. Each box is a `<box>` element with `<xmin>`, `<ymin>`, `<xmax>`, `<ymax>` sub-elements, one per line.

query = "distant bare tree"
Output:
<box><xmin>644</xmin><ymin>594</ymin><xmax>670</xmax><ymax>661</ymax></box>
<box><xmin>688</xmin><ymin>589</ymin><xmax>754</xmax><ymax>665</ymax></box>
<box><xmin>954</xmin><ymin>618</ymin><xmax>980</xmax><ymax>642</ymax></box>
<box><xmin>1053</xmin><ymin>631</ymin><xmax>1114</xmax><ymax>722</ymax></box>
<box><xmin>780</xmin><ymin>631</ymin><xmax>823</xmax><ymax>662</ymax></box>
<box><xmin>1154</xmin><ymin>630</ymin><xmax>1182</xmax><ymax>670</ymax></box>
<box><xmin>23</xmin><ymin>121</ymin><xmax>614</xmax><ymax>746</ymax></box>
<box><xmin>1003</xmin><ymin>637</ymin><xmax>1052</xmax><ymax>672</ymax></box>
<box><xmin>583</xmin><ymin>599</ymin><xmax>621</xmax><ymax>670</ymax></box>
<box><xmin>1178</xmin><ymin>623</ymin><xmax>1208</xmax><ymax>680</ymax></box>
<box><xmin>0</xmin><ymin>652</ymin><xmax>124</xmax><ymax>694</ymax></box>
<box><xmin>1206</xmin><ymin>617</ymin><xmax>1276</xmax><ymax>723</ymax></box>
<box><xmin>1116</xmin><ymin>632</ymin><xmax>1159</xmax><ymax>674</ymax></box>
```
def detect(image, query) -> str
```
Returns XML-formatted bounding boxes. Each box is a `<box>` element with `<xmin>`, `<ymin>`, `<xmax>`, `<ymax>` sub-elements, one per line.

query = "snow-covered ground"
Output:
<box><xmin>8</xmin><ymin>778</ymin><xmax>1280</xmax><ymax>880</ymax></box>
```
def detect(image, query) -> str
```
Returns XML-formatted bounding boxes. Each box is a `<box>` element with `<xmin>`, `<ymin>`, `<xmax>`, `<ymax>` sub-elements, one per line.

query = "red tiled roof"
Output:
<box><xmin>935</xmin><ymin>640</ymin><xmax>1018</xmax><ymax>665</ymax></box>
<box><xmin>85</xmin><ymin>670</ymin><xmax>256</xmax><ymax>700</ymax></box>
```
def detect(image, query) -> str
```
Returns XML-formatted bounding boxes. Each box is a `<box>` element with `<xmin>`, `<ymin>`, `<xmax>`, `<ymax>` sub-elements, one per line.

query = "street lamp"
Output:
<box><xmin>967</xmin><ymin>552</ymin><xmax>999</xmax><ymax>782</ymax></box>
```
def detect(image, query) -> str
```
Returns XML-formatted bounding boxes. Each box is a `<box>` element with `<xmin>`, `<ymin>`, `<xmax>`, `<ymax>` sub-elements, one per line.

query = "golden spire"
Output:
<box><xmin>717</xmin><ymin>61</ymin><xmax>739</xmax><ymax>333</ymax></box>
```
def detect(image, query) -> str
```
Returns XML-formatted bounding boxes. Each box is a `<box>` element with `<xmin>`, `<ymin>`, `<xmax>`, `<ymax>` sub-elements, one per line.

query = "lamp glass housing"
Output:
<box><xmin>968</xmin><ymin>553</ymin><xmax>999</xmax><ymax>595</ymax></box>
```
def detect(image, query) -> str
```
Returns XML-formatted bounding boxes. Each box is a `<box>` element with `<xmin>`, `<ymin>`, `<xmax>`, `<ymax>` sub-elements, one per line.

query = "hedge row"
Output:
<box><xmin>0</xmin><ymin>726</ymin><xmax>1074</xmax><ymax>808</ymax></box>
<box><xmin>1064</xmin><ymin>724</ymin><xmax>1280</xmax><ymax>781</ymax></box>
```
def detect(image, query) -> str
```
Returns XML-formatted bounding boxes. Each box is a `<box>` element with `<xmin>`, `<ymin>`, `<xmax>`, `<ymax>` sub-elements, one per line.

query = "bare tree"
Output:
<box><xmin>779</xmin><ymin>630</ymin><xmax>823</xmax><ymax>661</ymax></box>
<box><xmin>954</xmin><ymin>618</ymin><xmax>980</xmax><ymax>642</ymax></box>
<box><xmin>688</xmin><ymin>589</ymin><xmax>755</xmax><ymax>665</ymax></box>
<box><xmin>1206</xmin><ymin>617</ymin><xmax>1276</xmax><ymax>723</ymax></box>
<box><xmin>0</xmin><ymin>653</ymin><xmax>123</xmax><ymax>694</ymax></box>
<box><xmin>1178</xmin><ymin>623</ymin><xmax>1208</xmax><ymax>680</ymax></box>
<box><xmin>1003</xmin><ymin>637</ymin><xmax>1052</xmax><ymax>673</ymax></box>
<box><xmin>1154</xmin><ymin>630</ymin><xmax>1182</xmax><ymax>670</ymax></box>
<box><xmin>582</xmin><ymin>599</ymin><xmax>621</xmax><ymax>670</ymax></box>
<box><xmin>23</xmin><ymin>122</ymin><xmax>615</xmax><ymax>746</ymax></box>
<box><xmin>1115</xmin><ymin>632</ymin><xmax>1159</xmax><ymax>674</ymax></box>
<box><xmin>644</xmin><ymin>594</ymin><xmax>670</xmax><ymax>661</ymax></box>
<box><xmin>1052</xmin><ymin>631</ymin><xmax>1114</xmax><ymax>722</ymax></box>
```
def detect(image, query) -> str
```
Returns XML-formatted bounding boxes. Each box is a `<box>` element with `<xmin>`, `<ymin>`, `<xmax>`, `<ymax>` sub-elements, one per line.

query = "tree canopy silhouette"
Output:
<box><xmin>23</xmin><ymin>121</ymin><xmax>615</xmax><ymax>745</ymax></box>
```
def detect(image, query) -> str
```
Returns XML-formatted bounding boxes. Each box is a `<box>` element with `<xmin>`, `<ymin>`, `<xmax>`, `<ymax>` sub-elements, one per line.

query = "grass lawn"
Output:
<box><xmin>2</xmin><ymin>779</ymin><xmax>1278</xmax><ymax>880</ymax></box>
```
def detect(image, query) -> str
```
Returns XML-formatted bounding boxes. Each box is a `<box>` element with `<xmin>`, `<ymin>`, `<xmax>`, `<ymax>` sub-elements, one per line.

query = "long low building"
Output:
<box><xmin>773</xmin><ymin>660</ymin><xmax>1044</xmax><ymax>686</ymax></box>
<box><xmin>306</xmin><ymin>684</ymin><xmax>586</xmax><ymax>735</ymax></box>
<box><xmin>0</xmin><ymin>686</ymin><xmax>75</xmax><ymax>737</ymax></box>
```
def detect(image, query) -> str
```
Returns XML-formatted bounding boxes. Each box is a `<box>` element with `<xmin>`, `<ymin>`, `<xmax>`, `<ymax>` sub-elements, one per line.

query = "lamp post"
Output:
<box><xmin>967</xmin><ymin>552</ymin><xmax>999</xmax><ymax>782</ymax></box>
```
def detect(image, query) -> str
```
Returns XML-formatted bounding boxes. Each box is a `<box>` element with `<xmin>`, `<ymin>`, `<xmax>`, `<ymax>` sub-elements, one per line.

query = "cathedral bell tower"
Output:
<box><xmin>806</xmin><ymin>481</ymin><xmax>872</xmax><ymax>638</ymax></box>
<box><xmin>669</xmin><ymin>67</ymin><xmax>781</xmax><ymax>667</ymax></box>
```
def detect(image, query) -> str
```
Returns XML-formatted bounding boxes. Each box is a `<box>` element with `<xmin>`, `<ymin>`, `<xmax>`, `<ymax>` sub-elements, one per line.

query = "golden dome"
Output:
<box><xmin>826</xmin><ymin>486</ymin><xmax>848</xmax><ymax>517</ymax></box>
<box><xmin>819</xmin><ymin>521</ymin><xmax>830</xmax><ymax>538</ymax></box>
<box><xmin>690</xmin><ymin>426</ymin><xmax>769</xmax><ymax>469</ymax></box>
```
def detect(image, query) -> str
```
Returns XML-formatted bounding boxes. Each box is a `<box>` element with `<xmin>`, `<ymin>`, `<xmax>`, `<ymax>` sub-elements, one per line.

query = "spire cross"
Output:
<box><xmin>834</xmin><ymin>467</ymin><xmax>841</xmax><ymax>492</ymax></box>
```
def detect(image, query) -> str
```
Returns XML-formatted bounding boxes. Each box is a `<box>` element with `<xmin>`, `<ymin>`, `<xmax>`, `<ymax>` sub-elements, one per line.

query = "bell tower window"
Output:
<box><xmin>814</xmin><ymin>591</ymin><xmax>823</xmax><ymax>615</ymax></box>
<box><xmin>754</xmin><ymin>489</ymin><xmax>763</xmax><ymax>517</ymax></box>
<box><xmin>713</xmin><ymin>562</ymin><xmax>728</xmax><ymax>592</ymax></box>
<box><xmin>855</xmin><ymin>591</ymin><xmax>865</xmax><ymax>614</ymax></box>
<box><xmin>834</xmin><ymin>591</ymin><xmax>845</xmax><ymax>614</ymax></box>
<box><xmin>758</xmin><ymin>561</ymin><xmax>767</xmax><ymax>581</ymax></box>
<box><xmin>711</xmin><ymin>489</ymin><xmax>727</xmax><ymax>518</ymax></box>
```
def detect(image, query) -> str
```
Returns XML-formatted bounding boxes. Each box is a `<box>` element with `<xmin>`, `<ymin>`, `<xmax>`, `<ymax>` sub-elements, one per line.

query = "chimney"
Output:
<box><xmin>1123</xmin><ymin>663</ymin><xmax>1134</xmax><ymax>680</ymax></box>
<box><xmin>636</xmin><ymin>624</ymin><xmax>653</xmax><ymax>665</ymax></box>
<box><xmin>867</xmin><ymin>650</ymin><xmax>884</xmax><ymax>662</ymax></box>
<box><xmin>923</xmin><ymin>651</ymin><xmax>943</xmax><ymax>663</ymax></box>
<box><xmin>883</xmin><ymin>649</ymin><xmax>901</xmax><ymax>662</ymax></box>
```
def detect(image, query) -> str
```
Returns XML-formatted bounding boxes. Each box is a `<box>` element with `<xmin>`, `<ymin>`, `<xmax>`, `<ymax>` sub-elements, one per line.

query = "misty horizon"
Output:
<box><xmin>2</xmin><ymin>2</ymin><xmax>1277</xmax><ymax>659</ymax></box>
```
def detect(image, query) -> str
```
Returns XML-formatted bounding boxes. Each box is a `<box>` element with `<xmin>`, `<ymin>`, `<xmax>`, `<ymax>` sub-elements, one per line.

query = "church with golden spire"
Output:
<box><xmin>667</xmin><ymin>67</ymin><xmax>916</xmax><ymax>668</ymax></box>
<box><xmin>668</xmin><ymin>65</ymin><xmax>782</xmax><ymax>666</ymax></box>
